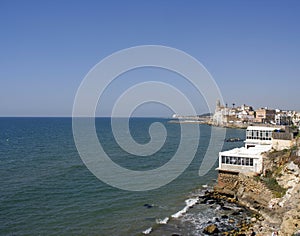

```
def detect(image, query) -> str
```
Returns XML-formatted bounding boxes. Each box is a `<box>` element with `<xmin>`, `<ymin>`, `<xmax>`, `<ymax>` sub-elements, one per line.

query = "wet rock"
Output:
<box><xmin>221</xmin><ymin>215</ymin><xmax>229</xmax><ymax>219</ymax></box>
<box><xmin>203</xmin><ymin>224</ymin><xmax>219</xmax><ymax>235</ymax></box>
<box><xmin>207</xmin><ymin>200</ymin><xmax>215</xmax><ymax>204</ymax></box>
<box><xmin>143</xmin><ymin>203</ymin><xmax>153</xmax><ymax>208</ymax></box>
<box><xmin>222</xmin><ymin>206</ymin><xmax>232</xmax><ymax>211</ymax></box>
<box><xmin>231</xmin><ymin>211</ymin><xmax>240</xmax><ymax>216</ymax></box>
<box><xmin>228</xmin><ymin>219</ymin><xmax>235</xmax><ymax>224</ymax></box>
<box><xmin>171</xmin><ymin>233</ymin><xmax>182</xmax><ymax>236</ymax></box>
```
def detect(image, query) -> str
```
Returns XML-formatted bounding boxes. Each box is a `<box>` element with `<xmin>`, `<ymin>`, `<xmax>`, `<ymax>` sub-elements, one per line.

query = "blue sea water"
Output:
<box><xmin>0</xmin><ymin>118</ymin><xmax>246</xmax><ymax>235</ymax></box>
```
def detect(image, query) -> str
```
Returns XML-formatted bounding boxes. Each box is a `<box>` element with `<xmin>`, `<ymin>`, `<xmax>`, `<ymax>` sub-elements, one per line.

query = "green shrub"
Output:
<box><xmin>262</xmin><ymin>177</ymin><xmax>287</xmax><ymax>198</ymax></box>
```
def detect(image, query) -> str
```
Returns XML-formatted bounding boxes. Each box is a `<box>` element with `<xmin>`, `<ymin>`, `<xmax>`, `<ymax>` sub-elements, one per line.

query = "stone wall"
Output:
<box><xmin>215</xmin><ymin>170</ymin><xmax>239</xmax><ymax>196</ymax></box>
<box><xmin>215</xmin><ymin>171</ymin><xmax>273</xmax><ymax>210</ymax></box>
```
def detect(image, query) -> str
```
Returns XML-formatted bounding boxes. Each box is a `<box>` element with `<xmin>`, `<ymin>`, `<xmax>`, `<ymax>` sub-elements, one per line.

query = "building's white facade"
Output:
<box><xmin>218</xmin><ymin>126</ymin><xmax>277</xmax><ymax>174</ymax></box>
<box><xmin>245</xmin><ymin>126</ymin><xmax>276</xmax><ymax>148</ymax></box>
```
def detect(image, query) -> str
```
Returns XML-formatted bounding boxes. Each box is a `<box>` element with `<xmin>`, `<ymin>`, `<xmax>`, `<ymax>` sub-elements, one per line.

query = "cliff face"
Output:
<box><xmin>215</xmin><ymin>140</ymin><xmax>300</xmax><ymax>235</ymax></box>
<box><xmin>273</xmin><ymin>162</ymin><xmax>300</xmax><ymax>235</ymax></box>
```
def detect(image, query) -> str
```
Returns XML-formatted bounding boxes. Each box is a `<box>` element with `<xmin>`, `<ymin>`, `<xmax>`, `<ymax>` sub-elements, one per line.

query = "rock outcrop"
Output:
<box><xmin>215</xmin><ymin>141</ymin><xmax>300</xmax><ymax>235</ymax></box>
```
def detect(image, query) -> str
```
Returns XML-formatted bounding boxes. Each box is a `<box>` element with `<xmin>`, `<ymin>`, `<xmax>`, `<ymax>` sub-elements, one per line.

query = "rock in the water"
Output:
<box><xmin>143</xmin><ymin>203</ymin><xmax>153</xmax><ymax>208</ymax></box>
<box><xmin>207</xmin><ymin>200</ymin><xmax>215</xmax><ymax>204</ymax></box>
<box><xmin>222</xmin><ymin>206</ymin><xmax>232</xmax><ymax>211</ymax></box>
<box><xmin>221</xmin><ymin>215</ymin><xmax>229</xmax><ymax>219</ymax></box>
<box><xmin>203</xmin><ymin>224</ymin><xmax>219</xmax><ymax>235</ymax></box>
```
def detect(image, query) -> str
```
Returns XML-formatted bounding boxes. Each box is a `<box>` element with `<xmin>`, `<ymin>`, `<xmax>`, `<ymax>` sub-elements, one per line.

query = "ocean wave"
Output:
<box><xmin>171</xmin><ymin>197</ymin><xmax>198</xmax><ymax>218</ymax></box>
<box><xmin>142</xmin><ymin>227</ymin><xmax>152</xmax><ymax>234</ymax></box>
<box><xmin>156</xmin><ymin>217</ymin><xmax>169</xmax><ymax>224</ymax></box>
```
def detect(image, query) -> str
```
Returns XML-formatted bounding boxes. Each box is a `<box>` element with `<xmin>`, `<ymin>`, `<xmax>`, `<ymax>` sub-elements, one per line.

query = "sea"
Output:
<box><xmin>0</xmin><ymin>118</ymin><xmax>249</xmax><ymax>236</ymax></box>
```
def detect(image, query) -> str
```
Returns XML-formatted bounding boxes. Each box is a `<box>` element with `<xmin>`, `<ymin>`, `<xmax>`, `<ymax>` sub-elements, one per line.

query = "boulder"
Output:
<box><xmin>203</xmin><ymin>224</ymin><xmax>219</xmax><ymax>235</ymax></box>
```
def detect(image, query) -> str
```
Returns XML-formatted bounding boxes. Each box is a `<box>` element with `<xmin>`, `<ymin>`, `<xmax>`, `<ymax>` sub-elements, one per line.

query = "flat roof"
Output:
<box><xmin>220</xmin><ymin>145</ymin><xmax>272</xmax><ymax>157</ymax></box>
<box><xmin>247</xmin><ymin>126</ymin><xmax>277</xmax><ymax>131</ymax></box>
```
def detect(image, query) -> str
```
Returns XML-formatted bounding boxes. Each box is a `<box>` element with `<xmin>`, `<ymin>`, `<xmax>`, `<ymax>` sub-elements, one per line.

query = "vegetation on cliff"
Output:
<box><xmin>254</xmin><ymin>174</ymin><xmax>286</xmax><ymax>198</ymax></box>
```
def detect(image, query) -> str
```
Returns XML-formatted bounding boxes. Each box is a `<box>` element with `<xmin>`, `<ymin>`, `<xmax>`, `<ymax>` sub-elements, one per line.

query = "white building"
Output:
<box><xmin>218</xmin><ymin>126</ymin><xmax>276</xmax><ymax>174</ymax></box>
<box><xmin>245</xmin><ymin>126</ymin><xmax>275</xmax><ymax>148</ymax></box>
<box><xmin>218</xmin><ymin>145</ymin><xmax>271</xmax><ymax>173</ymax></box>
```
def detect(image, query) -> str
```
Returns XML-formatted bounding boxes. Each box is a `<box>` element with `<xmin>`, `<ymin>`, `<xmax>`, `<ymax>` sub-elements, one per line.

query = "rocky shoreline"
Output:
<box><xmin>148</xmin><ymin>189</ymin><xmax>256</xmax><ymax>236</ymax></box>
<box><xmin>197</xmin><ymin>190</ymin><xmax>257</xmax><ymax>236</ymax></box>
<box><xmin>213</xmin><ymin>144</ymin><xmax>300</xmax><ymax>236</ymax></box>
<box><xmin>147</xmin><ymin>143</ymin><xmax>300</xmax><ymax>236</ymax></box>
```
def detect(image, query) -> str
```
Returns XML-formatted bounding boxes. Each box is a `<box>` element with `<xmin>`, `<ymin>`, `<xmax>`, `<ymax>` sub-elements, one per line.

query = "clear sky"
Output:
<box><xmin>1</xmin><ymin>0</ymin><xmax>300</xmax><ymax>117</ymax></box>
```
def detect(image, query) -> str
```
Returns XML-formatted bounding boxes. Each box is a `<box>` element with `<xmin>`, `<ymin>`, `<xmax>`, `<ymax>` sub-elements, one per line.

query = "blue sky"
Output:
<box><xmin>1</xmin><ymin>0</ymin><xmax>300</xmax><ymax>117</ymax></box>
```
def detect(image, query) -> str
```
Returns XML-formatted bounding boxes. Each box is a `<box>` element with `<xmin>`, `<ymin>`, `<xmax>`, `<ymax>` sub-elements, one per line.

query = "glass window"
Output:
<box><xmin>250</xmin><ymin>158</ymin><xmax>253</xmax><ymax>166</ymax></box>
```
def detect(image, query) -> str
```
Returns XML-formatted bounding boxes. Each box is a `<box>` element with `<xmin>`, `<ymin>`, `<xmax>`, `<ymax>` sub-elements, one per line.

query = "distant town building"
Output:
<box><xmin>254</xmin><ymin>108</ymin><xmax>276</xmax><ymax>123</ymax></box>
<box><xmin>212</xmin><ymin>100</ymin><xmax>299</xmax><ymax>129</ymax></box>
<box><xmin>212</xmin><ymin>100</ymin><xmax>254</xmax><ymax>126</ymax></box>
<box><xmin>292</xmin><ymin>111</ymin><xmax>300</xmax><ymax>127</ymax></box>
<box><xmin>274</xmin><ymin>109</ymin><xmax>293</xmax><ymax>125</ymax></box>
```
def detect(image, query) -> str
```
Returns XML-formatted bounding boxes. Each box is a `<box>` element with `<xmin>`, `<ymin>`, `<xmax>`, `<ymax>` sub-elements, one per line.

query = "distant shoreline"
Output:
<box><xmin>168</xmin><ymin>118</ymin><xmax>249</xmax><ymax>129</ymax></box>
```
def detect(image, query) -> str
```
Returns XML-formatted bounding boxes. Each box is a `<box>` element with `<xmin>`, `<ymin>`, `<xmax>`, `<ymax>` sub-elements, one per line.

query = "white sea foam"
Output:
<box><xmin>171</xmin><ymin>197</ymin><xmax>198</xmax><ymax>218</ymax></box>
<box><xmin>156</xmin><ymin>217</ymin><xmax>169</xmax><ymax>224</ymax></box>
<box><xmin>142</xmin><ymin>227</ymin><xmax>152</xmax><ymax>234</ymax></box>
